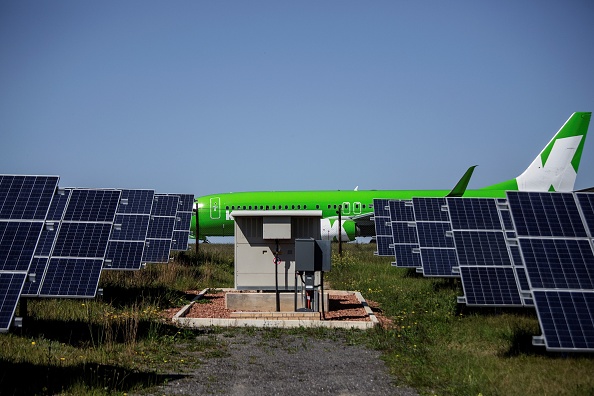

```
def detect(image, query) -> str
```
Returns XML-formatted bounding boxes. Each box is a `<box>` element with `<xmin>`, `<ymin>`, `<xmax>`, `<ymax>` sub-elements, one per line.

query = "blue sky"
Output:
<box><xmin>1</xmin><ymin>1</ymin><xmax>593</xmax><ymax>196</ymax></box>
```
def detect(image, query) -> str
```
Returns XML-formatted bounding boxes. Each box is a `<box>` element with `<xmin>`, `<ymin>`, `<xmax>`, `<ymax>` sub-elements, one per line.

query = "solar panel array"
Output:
<box><xmin>142</xmin><ymin>194</ymin><xmax>180</xmax><ymax>263</ymax></box>
<box><xmin>372</xmin><ymin>199</ymin><xmax>394</xmax><ymax>257</ymax></box>
<box><xmin>376</xmin><ymin>191</ymin><xmax>594</xmax><ymax>352</ymax></box>
<box><xmin>0</xmin><ymin>175</ymin><xmax>59</xmax><ymax>331</ymax></box>
<box><xmin>171</xmin><ymin>194</ymin><xmax>194</xmax><ymax>251</ymax></box>
<box><xmin>507</xmin><ymin>191</ymin><xmax>594</xmax><ymax>352</ymax></box>
<box><xmin>0</xmin><ymin>174</ymin><xmax>194</xmax><ymax>332</ymax></box>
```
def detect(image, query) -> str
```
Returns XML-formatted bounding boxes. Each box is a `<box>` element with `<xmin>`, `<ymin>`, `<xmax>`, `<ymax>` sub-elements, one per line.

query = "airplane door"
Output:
<box><xmin>210</xmin><ymin>197</ymin><xmax>221</xmax><ymax>219</ymax></box>
<box><xmin>342</xmin><ymin>202</ymin><xmax>350</xmax><ymax>215</ymax></box>
<box><xmin>353</xmin><ymin>202</ymin><xmax>362</xmax><ymax>215</ymax></box>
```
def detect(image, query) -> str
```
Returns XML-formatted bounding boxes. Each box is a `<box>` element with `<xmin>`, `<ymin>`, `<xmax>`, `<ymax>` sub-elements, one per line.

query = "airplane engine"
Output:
<box><xmin>320</xmin><ymin>218</ymin><xmax>358</xmax><ymax>242</ymax></box>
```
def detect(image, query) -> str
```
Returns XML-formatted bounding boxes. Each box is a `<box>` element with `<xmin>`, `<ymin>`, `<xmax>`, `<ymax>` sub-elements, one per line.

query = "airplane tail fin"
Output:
<box><xmin>482</xmin><ymin>112</ymin><xmax>591</xmax><ymax>192</ymax></box>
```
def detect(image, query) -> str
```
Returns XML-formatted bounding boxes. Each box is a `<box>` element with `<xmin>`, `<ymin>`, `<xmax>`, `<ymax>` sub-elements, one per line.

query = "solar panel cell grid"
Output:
<box><xmin>460</xmin><ymin>266</ymin><xmax>522</xmax><ymax>306</ymax></box>
<box><xmin>105</xmin><ymin>241</ymin><xmax>145</xmax><ymax>270</ymax></box>
<box><xmin>413</xmin><ymin>198</ymin><xmax>449</xmax><ymax>222</ymax></box>
<box><xmin>576</xmin><ymin>193</ymin><xmax>594</xmax><ymax>236</ymax></box>
<box><xmin>453</xmin><ymin>231</ymin><xmax>512</xmax><ymax>266</ymax></box>
<box><xmin>507</xmin><ymin>192</ymin><xmax>587</xmax><ymax>237</ymax></box>
<box><xmin>421</xmin><ymin>248</ymin><xmax>458</xmax><ymax>277</ymax></box>
<box><xmin>63</xmin><ymin>190</ymin><xmax>121</xmax><ymax>222</ymax></box>
<box><xmin>372</xmin><ymin>199</ymin><xmax>391</xmax><ymax>218</ymax></box>
<box><xmin>142</xmin><ymin>239</ymin><xmax>172</xmax><ymax>263</ymax></box>
<box><xmin>519</xmin><ymin>238</ymin><xmax>594</xmax><ymax>290</ymax></box>
<box><xmin>389</xmin><ymin>200</ymin><xmax>414</xmax><ymax>222</ymax></box>
<box><xmin>391</xmin><ymin>222</ymin><xmax>418</xmax><ymax>244</ymax></box>
<box><xmin>111</xmin><ymin>215</ymin><xmax>150</xmax><ymax>241</ymax></box>
<box><xmin>39</xmin><ymin>258</ymin><xmax>103</xmax><ymax>298</ymax></box>
<box><xmin>447</xmin><ymin>198</ymin><xmax>501</xmax><ymax>230</ymax></box>
<box><xmin>52</xmin><ymin>223</ymin><xmax>113</xmax><ymax>258</ymax></box>
<box><xmin>373</xmin><ymin>216</ymin><xmax>392</xmax><ymax>237</ymax></box>
<box><xmin>117</xmin><ymin>189</ymin><xmax>155</xmax><ymax>214</ymax></box>
<box><xmin>532</xmin><ymin>290</ymin><xmax>594</xmax><ymax>351</ymax></box>
<box><xmin>171</xmin><ymin>231</ymin><xmax>190</xmax><ymax>251</ymax></box>
<box><xmin>151</xmin><ymin>195</ymin><xmax>180</xmax><ymax>217</ymax></box>
<box><xmin>0</xmin><ymin>272</ymin><xmax>27</xmax><ymax>331</ymax></box>
<box><xmin>375</xmin><ymin>235</ymin><xmax>394</xmax><ymax>256</ymax></box>
<box><xmin>146</xmin><ymin>217</ymin><xmax>176</xmax><ymax>239</ymax></box>
<box><xmin>0</xmin><ymin>222</ymin><xmax>44</xmax><ymax>271</ymax></box>
<box><xmin>174</xmin><ymin>212</ymin><xmax>193</xmax><ymax>231</ymax></box>
<box><xmin>416</xmin><ymin>222</ymin><xmax>454</xmax><ymax>248</ymax></box>
<box><xmin>393</xmin><ymin>244</ymin><xmax>421</xmax><ymax>267</ymax></box>
<box><xmin>0</xmin><ymin>176</ymin><xmax>59</xmax><ymax>220</ymax></box>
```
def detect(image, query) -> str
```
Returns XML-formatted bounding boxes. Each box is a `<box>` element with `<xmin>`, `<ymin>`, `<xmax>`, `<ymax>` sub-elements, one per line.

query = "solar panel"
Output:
<box><xmin>392</xmin><ymin>244</ymin><xmax>421</xmax><ymax>268</ymax></box>
<box><xmin>37</xmin><ymin>189</ymin><xmax>120</xmax><ymax>298</ymax></box>
<box><xmin>507</xmin><ymin>192</ymin><xmax>587</xmax><ymax>238</ymax></box>
<box><xmin>508</xmin><ymin>191</ymin><xmax>594</xmax><ymax>351</ymax></box>
<box><xmin>0</xmin><ymin>175</ymin><xmax>59</xmax><ymax>331</ymax></box>
<box><xmin>170</xmin><ymin>194</ymin><xmax>194</xmax><ymax>251</ymax></box>
<box><xmin>412</xmin><ymin>198</ymin><xmax>449</xmax><ymax>222</ymax></box>
<box><xmin>391</xmin><ymin>222</ymin><xmax>418</xmax><ymax>244</ymax></box>
<box><xmin>576</xmin><ymin>193</ymin><xmax>594</xmax><ymax>236</ymax></box>
<box><xmin>142</xmin><ymin>194</ymin><xmax>179</xmax><ymax>263</ymax></box>
<box><xmin>373</xmin><ymin>199</ymin><xmax>393</xmax><ymax>257</ymax></box>
<box><xmin>453</xmin><ymin>231</ymin><xmax>512</xmax><ymax>267</ymax></box>
<box><xmin>104</xmin><ymin>189</ymin><xmax>154</xmax><ymax>271</ymax></box>
<box><xmin>389</xmin><ymin>200</ymin><xmax>415</xmax><ymax>222</ymax></box>
<box><xmin>0</xmin><ymin>272</ymin><xmax>27</xmax><ymax>332</ymax></box>
<box><xmin>0</xmin><ymin>175</ymin><xmax>59</xmax><ymax>220</ymax></box>
<box><xmin>532</xmin><ymin>290</ymin><xmax>594</xmax><ymax>352</ymax></box>
<box><xmin>518</xmin><ymin>238</ymin><xmax>594</xmax><ymax>290</ymax></box>
<box><xmin>0</xmin><ymin>222</ymin><xmax>44</xmax><ymax>271</ymax></box>
<box><xmin>459</xmin><ymin>266</ymin><xmax>523</xmax><ymax>306</ymax></box>
<box><xmin>420</xmin><ymin>249</ymin><xmax>459</xmax><ymax>277</ymax></box>
<box><xmin>416</xmin><ymin>222</ymin><xmax>455</xmax><ymax>248</ymax></box>
<box><xmin>447</xmin><ymin>198</ymin><xmax>501</xmax><ymax>230</ymax></box>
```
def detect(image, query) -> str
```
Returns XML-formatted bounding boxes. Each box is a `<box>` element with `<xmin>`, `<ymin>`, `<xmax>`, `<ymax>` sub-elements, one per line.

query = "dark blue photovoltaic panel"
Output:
<box><xmin>373</xmin><ymin>216</ymin><xmax>392</xmax><ymax>238</ymax></box>
<box><xmin>514</xmin><ymin>266</ymin><xmax>531</xmax><ymax>293</ymax></box>
<box><xmin>421</xmin><ymin>249</ymin><xmax>458</xmax><ymax>277</ymax></box>
<box><xmin>45</xmin><ymin>190</ymin><xmax>70</xmax><ymax>221</ymax></box>
<box><xmin>20</xmin><ymin>257</ymin><xmax>48</xmax><ymax>296</ymax></box>
<box><xmin>453</xmin><ymin>231</ymin><xmax>512</xmax><ymax>266</ymax></box>
<box><xmin>499</xmin><ymin>209</ymin><xmax>514</xmax><ymax>231</ymax></box>
<box><xmin>142</xmin><ymin>239</ymin><xmax>172</xmax><ymax>263</ymax></box>
<box><xmin>391</xmin><ymin>222</ymin><xmax>418</xmax><ymax>244</ymax></box>
<box><xmin>460</xmin><ymin>266</ymin><xmax>522</xmax><ymax>306</ymax></box>
<box><xmin>416</xmin><ymin>222</ymin><xmax>454</xmax><ymax>248</ymax></box>
<box><xmin>0</xmin><ymin>272</ymin><xmax>27</xmax><ymax>332</ymax></box>
<box><xmin>63</xmin><ymin>190</ymin><xmax>121</xmax><ymax>222</ymax></box>
<box><xmin>507</xmin><ymin>192</ymin><xmax>587</xmax><ymax>237</ymax></box>
<box><xmin>52</xmin><ymin>223</ymin><xmax>113</xmax><ymax>258</ymax></box>
<box><xmin>146</xmin><ymin>217</ymin><xmax>175</xmax><ymax>239</ymax></box>
<box><xmin>110</xmin><ymin>215</ymin><xmax>150</xmax><ymax>241</ymax></box>
<box><xmin>171</xmin><ymin>231</ymin><xmax>190</xmax><ymax>251</ymax></box>
<box><xmin>0</xmin><ymin>222</ymin><xmax>44</xmax><ymax>271</ymax></box>
<box><xmin>389</xmin><ymin>200</ymin><xmax>414</xmax><ymax>222</ymax></box>
<box><xmin>117</xmin><ymin>190</ymin><xmax>155</xmax><ymax>215</ymax></box>
<box><xmin>38</xmin><ymin>258</ymin><xmax>103</xmax><ymax>298</ymax></box>
<box><xmin>34</xmin><ymin>226</ymin><xmax>58</xmax><ymax>257</ymax></box>
<box><xmin>447</xmin><ymin>198</ymin><xmax>502</xmax><ymax>230</ymax></box>
<box><xmin>519</xmin><ymin>239</ymin><xmax>594</xmax><ymax>290</ymax></box>
<box><xmin>105</xmin><ymin>241</ymin><xmax>145</xmax><ymax>270</ymax></box>
<box><xmin>393</xmin><ymin>245</ymin><xmax>421</xmax><ymax>268</ymax></box>
<box><xmin>0</xmin><ymin>175</ymin><xmax>59</xmax><ymax>220</ymax></box>
<box><xmin>373</xmin><ymin>199</ymin><xmax>391</xmax><ymax>218</ymax></box>
<box><xmin>413</xmin><ymin>198</ymin><xmax>449</xmax><ymax>222</ymax></box>
<box><xmin>576</xmin><ymin>193</ymin><xmax>594</xmax><ymax>235</ymax></box>
<box><xmin>174</xmin><ymin>212</ymin><xmax>192</xmax><ymax>231</ymax></box>
<box><xmin>532</xmin><ymin>290</ymin><xmax>594</xmax><ymax>351</ymax></box>
<box><xmin>375</xmin><ymin>236</ymin><xmax>394</xmax><ymax>257</ymax></box>
<box><xmin>151</xmin><ymin>195</ymin><xmax>179</xmax><ymax>217</ymax></box>
<box><xmin>175</xmin><ymin>194</ymin><xmax>194</xmax><ymax>212</ymax></box>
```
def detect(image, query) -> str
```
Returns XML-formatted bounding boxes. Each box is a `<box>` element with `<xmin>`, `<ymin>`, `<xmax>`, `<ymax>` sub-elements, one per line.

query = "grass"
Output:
<box><xmin>1</xmin><ymin>243</ymin><xmax>593</xmax><ymax>395</ymax></box>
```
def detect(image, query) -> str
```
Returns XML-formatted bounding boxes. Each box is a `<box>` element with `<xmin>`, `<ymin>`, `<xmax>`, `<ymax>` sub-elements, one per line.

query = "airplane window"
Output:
<box><xmin>266</xmin><ymin>205</ymin><xmax>269</xmax><ymax>210</ymax></box>
<box><xmin>243</xmin><ymin>206</ymin><xmax>246</xmax><ymax>210</ymax></box>
<box><xmin>304</xmin><ymin>205</ymin><xmax>307</xmax><ymax>209</ymax></box>
<box><xmin>285</xmin><ymin>205</ymin><xmax>288</xmax><ymax>209</ymax></box>
<box><xmin>316</xmin><ymin>205</ymin><xmax>319</xmax><ymax>209</ymax></box>
<box><xmin>226</xmin><ymin>206</ymin><xmax>229</xmax><ymax>210</ymax></box>
<box><xmin>327</xmin><ymin>205</ymin><xmax>331</xmax><ymax>209</ymax></box>
<box><xmin>355</xmin><ymin>204</ymin><xmax>359</xmax><ymax>209</ymax></box>
<box><xmin>297</xmin><ymin>205</ymin><xmax>300</xmax><ymax>209</ymax></box>
<box><xmin>333</xmin><ymin>205</ymin><xmax>337</xmax><ymax>209</ymax></box>
<box><xmin>291</xmin><ymin>205</ymin><xmax>295</xmax><ymax>209</ymax></box>
<box><xmin>272</xmin><ymin>205</ymin><xmax>276</xmax><ymax>209</ymax></box>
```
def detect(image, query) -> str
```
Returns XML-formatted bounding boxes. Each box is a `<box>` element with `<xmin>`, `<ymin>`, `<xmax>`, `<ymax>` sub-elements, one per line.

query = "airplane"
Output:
<box><xmin>191</xmin><ymin>112</ymin><xmax>591</xmax><ymax>242</ymax></box>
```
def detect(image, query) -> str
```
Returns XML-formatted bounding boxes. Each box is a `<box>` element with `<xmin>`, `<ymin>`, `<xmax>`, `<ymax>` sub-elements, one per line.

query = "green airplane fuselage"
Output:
<box><xmin>191</xmin><ymin>188</ymin><xmax>507</xmax><ymax>239</ymax></box>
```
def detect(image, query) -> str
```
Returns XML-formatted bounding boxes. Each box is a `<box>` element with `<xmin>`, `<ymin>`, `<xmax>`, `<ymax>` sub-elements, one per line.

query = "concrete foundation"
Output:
<box><xmin>225</xmin><ymin>291</ymin><xmax>329</xmax><ymax>312</ymax></box>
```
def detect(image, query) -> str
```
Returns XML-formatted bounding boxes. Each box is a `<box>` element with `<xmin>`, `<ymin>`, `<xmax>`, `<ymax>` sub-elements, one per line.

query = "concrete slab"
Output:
<box><xmin>172</xmin><ymin>288</ymin><xmax>378</xmax><ymax>330</ymax></box>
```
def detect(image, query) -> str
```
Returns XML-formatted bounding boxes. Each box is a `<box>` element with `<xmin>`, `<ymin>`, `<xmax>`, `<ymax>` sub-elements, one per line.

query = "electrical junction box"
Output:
<box><xmin>232</xmin><ymin>210</ymin><xmax>323</xmax><ymax>290</ymax></box>
<box><xmin>295</xmin><ymin>238</ymin><xmax>331</xmax><ymax>272</ymax></box>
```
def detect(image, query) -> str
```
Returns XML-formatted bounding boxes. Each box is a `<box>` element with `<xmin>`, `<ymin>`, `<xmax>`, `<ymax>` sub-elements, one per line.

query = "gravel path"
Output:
<box><xmin>138</xmin><ymin>331</ymin><xmax>418</xmax><ymax>396</ymax></box>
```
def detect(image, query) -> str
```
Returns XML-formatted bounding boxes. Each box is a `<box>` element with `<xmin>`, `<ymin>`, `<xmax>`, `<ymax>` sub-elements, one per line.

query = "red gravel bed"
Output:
<box><xmin>182</xmin><ymin>291</ymin><xmax>370</xmax><ymax>321</ymax></box>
